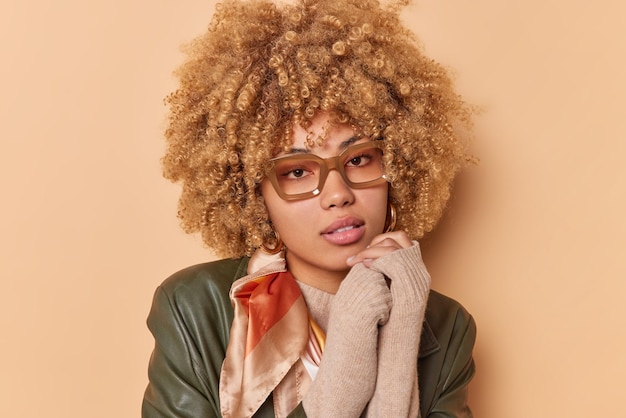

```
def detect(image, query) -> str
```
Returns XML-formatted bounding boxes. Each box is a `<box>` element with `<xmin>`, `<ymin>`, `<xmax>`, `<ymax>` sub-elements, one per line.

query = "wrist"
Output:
<box><xmin>331</xmin><ymin>263</ymin><xmax>392</xmax><ymax>327</ymax></box>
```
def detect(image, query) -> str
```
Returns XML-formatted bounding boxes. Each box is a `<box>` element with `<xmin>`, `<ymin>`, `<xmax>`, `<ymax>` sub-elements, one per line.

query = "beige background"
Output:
<box><xmin>1</xmin><ymin>0</ymin><xmax>624</xmax><ymax>417</ymax></box>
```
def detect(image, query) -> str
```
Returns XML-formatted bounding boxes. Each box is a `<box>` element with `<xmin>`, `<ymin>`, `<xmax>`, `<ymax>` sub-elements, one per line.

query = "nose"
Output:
<box><xmin>319</xmin><ymin>169</ymin><xmax>355</xmax><ymax>209</ymax></box>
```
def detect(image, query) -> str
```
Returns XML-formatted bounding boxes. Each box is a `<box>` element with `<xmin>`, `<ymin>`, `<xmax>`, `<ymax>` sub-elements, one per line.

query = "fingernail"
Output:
<box><xmin>346</xmin><ymin>256</ymin><xmax>355</xmax><ymax>264</ymax></box>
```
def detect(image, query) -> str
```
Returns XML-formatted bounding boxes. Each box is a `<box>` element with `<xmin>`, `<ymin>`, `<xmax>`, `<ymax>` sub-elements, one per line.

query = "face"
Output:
<box><xmin>261</xmin><ymin>112</ymin><xmax>389</xmax><ymax>289</ymax></box>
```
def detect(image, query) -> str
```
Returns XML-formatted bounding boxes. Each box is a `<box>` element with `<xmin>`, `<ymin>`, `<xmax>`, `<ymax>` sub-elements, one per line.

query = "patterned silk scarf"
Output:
<box><xmin>220</xmin><ymin>251</ymin><xmax>326</xmax><ymax>418</ymax></box>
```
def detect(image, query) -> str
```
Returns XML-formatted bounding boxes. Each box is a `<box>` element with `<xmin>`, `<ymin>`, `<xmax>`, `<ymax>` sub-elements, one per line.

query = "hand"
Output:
<box><xmin>346</xmin><ymin>230</ymin><xmax>413</xmax><ymax>268</ymax></box>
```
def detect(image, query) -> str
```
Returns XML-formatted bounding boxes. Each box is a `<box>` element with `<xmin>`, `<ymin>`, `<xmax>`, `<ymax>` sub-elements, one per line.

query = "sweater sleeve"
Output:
<box><xmin>367</xmin><ymin>242</ymin><xmax>432</xmax><ymax>417</ymax></box>
<box><xmin>302</xmin><ymin>263</ymin><xmax>392</xmax><ymax>418</ymax></box>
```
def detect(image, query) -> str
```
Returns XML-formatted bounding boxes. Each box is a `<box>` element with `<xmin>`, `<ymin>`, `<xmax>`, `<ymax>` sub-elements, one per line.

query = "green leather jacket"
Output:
<box><xmin>142</xmin><ymin>257</ymin><xmax>476</xmax><ymax>418</ymax></box>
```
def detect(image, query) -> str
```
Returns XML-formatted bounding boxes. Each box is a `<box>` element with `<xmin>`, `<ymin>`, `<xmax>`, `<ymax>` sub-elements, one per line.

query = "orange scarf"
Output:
<box><xmin>220</xmin><ymin>253</ymin><xmax>325</xmax><ymax>418</ymax></box>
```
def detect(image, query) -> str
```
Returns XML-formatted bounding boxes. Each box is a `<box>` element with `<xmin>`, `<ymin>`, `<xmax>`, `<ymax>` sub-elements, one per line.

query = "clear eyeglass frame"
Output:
<box><xmin>265</xmin><ymin>141</ymin><xmax>388</xmax><ymax>201</ymax></box>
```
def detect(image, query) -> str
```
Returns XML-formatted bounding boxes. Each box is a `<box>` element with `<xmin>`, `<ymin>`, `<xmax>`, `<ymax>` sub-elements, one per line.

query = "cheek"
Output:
<box><xmin>365</xmin><ymin>186</ymin><xmax>388</xmax><ymax>212</ymax></box>
<box><xmin>261</xmin><ymin>180</ymin><xmax>288</xmax><ymax>224</ymax></box>
<box><xmin>261</xmin><ymin>180</ymin><xmax>304</xmax><ymax>232</ymax></box>
<box><xmin>362</xmin><ymin>186</ymin><xmax>389</xmax><ymax>232</ymax></box>
<box><xmin>260</xmin><ymin>181</ymin><xmax>277</xmax><ymax>221</ymax></box>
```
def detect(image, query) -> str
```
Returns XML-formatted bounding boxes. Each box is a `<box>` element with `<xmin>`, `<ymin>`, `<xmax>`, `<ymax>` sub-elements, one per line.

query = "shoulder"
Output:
<box><xmin>150</xmin><ymin>257</ymin><xmax>250</xmax><ymax>322</ymax></box>
<box><xmin>423</xmin><ymin>290</ymin><xmax>476</xmax><ymax>353</ymax></box>
<box><xmin>146</xmin><ymin>257</ymin><xmax>251</xmax><ymax>352</ymax></box>
<box><xmin>158</xmin><ymin>257</ymin><xmax>249</xmax><ymax>298</ymax></box>
<box><xmin>426</xmin><ymin>290</ymin><xmax>475</xmax><ymax>332</ymax></box>
<box><xmin>420</xmin><ymin>290</ymin><xmax>476</xmax><ymax>360</ymax></box>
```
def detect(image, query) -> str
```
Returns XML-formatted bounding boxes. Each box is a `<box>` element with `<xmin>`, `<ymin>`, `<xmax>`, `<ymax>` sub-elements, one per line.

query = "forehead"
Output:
<box><xmin>289</xmin><ymin>112</ymin><xmax>357</xmax><ymax>154</ymax></box>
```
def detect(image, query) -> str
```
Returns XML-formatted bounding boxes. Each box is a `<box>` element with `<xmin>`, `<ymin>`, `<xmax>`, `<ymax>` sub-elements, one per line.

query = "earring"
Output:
<box><xmin>260</xmin><ymin>231</ymin><xmax>284</xmax><ymax>255</ymax></box>
<box><xmin>384</xmin><ymin>203</ymin><xmax>397</xmax><ymax>233</ymax></box>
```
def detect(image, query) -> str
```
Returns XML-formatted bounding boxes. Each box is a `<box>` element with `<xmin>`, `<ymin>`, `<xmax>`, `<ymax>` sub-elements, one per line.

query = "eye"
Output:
<box><xmin>276</xmin><ymin>163</ymin><xmax>315</xmax><ymax>180</ymax></box>
<box><xmin>346</xmin><ymin>153</ymin><xmax>372</xmax><ymax>168</ymax></box>
<box><xmin>288</xmin><ymin>168</ymin><xmax>306</xmax><ymax>178</ymax></box>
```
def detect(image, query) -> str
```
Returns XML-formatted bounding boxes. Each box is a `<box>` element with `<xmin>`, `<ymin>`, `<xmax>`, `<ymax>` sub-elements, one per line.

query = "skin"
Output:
<box><xmin>261</xmin><ymin>112</ymin><xmax>413</xmax><ymax>293</ymax></box>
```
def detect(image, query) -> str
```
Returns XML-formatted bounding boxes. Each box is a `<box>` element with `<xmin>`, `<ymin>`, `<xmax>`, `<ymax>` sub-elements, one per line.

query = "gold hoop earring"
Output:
<box><xmin>384</xmin><ymin>203</ymin><xmax>397</xmax><ymax>233</ymax></box>
<box><xmin>260</xmin><ymin>231</ymin><xmax>283</xmax><ymax>255</ymax></box>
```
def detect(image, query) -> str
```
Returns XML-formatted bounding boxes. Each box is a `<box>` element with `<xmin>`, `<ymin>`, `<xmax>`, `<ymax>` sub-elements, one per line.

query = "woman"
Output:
<box><xmin>143</xmin><ymin>0</ymin><xmax>476</xmax><ymax>417</ymax></box>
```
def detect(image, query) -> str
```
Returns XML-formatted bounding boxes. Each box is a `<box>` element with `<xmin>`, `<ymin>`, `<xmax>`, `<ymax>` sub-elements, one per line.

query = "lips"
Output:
<box><xmin>321</xmin><ymin>217</ymin><xmax>365</xmax><ymax>245</ymax></box>
<box><xmin>333</xmin><ymin>225</ymin><xmax>357</xmax><ymax>234</ymax></box>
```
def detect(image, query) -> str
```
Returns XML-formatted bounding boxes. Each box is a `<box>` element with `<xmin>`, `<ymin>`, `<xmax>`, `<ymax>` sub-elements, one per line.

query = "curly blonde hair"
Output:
<box><xmin>163</xmin><ymin>0</ymin><xmax>473</xmax><ymax>258</ymax></box>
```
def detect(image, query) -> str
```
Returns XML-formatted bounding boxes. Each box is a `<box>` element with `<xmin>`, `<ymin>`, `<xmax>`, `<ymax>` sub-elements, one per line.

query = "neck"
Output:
<box><xmin>285</xmin><ymin>252</ymin><xmax>347</xmax><ymax>294</ymax></box>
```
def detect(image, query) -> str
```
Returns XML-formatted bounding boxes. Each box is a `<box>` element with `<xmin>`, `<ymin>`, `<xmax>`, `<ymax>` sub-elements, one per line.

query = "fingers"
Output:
<box><xmin>347</xmin><ymin>231</ymin><xmax>413</xmax><ymax>267</ymax></box>
<box><xmin>367</xmin><ymin>231</ymin><xmax>413</xmax><ymax>249</ymax></box>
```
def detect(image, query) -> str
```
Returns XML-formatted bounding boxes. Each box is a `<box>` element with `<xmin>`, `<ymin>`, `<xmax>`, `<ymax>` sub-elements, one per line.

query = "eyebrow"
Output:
<box><xmin>287</xmin><ymin>136</ymin><xmax>359</xmax><ymax>155</ymax></box>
